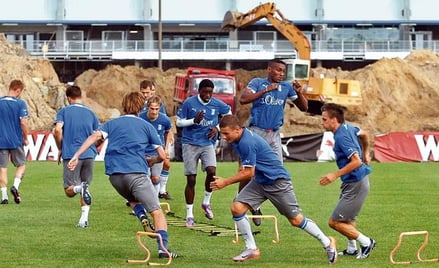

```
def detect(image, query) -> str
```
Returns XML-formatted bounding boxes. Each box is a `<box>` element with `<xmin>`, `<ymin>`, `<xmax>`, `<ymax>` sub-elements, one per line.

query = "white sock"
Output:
<box><xmin>186</xmin><ymin>204</ymin><xmax>194</xmax><ymax>219</ymax></box>
<box><xmin>153</xmin><ymin>182</ymin><xmax>160</xmax><ymax>195</ymax></box>
<box><xmin>300</xmin><ymin>218</ymin><xmax>331</xmax><ymax>247</ymax></box>
<box><xmin>159</xmin><ymin>170</ymin><xmax>169</xmax><ymax>194</ymax></box>
<box><xmin>13</xmin><ymin>178</ymin><xmax>21</xmax><ymax>189</ymax></box>
<box><xmin>235</xmin><ymin>216</ymin><xmax>257</xmax><ymax>249</ymax></box>
<box><xmin>348</xmin><ymin>239</ymin><xmax>357</xmax><ymax>251</ymax></box>
<box><xmin>79</xmin><ymin>205</ymin><xmax>90</xmax><ymax>223</ymax></box>
<box><xmin>73</xmin><ymin>185</ymin><xmax>82</xmax><ymax>194</ymax></box>
<box><xmin>202</xmin><ymin>191</ymin><xmax>212</xmax><ymax>205</ymax></box>
<box><xmin>1</xmin><ymin>187</ymin><xmax>8</xmax><ymax>200</ymax></box>
<box><xmin>357</xmin><ymin>233</ymin><xmax>371</xmax><ymax>247</ymax></box>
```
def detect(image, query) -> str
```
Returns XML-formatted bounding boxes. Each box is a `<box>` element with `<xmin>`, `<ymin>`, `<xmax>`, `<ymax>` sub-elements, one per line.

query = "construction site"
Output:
<box><xmin>1</xmin><ymin>33</ymin><xmax>439</xmax><ymax>137</ymax></box>
<box><xmin>0</xmin><ymin>1</ymin><xmax>438</xmax><ymax>142</ymax></box>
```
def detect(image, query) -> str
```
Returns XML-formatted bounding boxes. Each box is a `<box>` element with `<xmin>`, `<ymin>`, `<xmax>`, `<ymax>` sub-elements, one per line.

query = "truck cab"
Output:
<box><xmin>173</xmin><ymin>67</ymin><xmax>238</xmax><ymax>115</ymax></box>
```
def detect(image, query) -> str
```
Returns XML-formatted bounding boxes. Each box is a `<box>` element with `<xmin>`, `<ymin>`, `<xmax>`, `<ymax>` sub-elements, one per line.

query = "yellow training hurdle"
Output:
<box><xmin>389</xmin><ymin>230</ymin><xmax>439</xmax><ymax>265</ymax></box>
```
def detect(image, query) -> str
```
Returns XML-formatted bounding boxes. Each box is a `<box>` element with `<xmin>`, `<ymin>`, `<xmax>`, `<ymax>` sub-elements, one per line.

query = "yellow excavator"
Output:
<box><xmin>222</xmin><ymin>2</ymin><xmax>362</xmax><ymax>114</ymax></box>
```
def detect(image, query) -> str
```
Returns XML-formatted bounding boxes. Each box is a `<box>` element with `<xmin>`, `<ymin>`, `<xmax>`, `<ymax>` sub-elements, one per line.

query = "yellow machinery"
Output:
<box><xmin>222</xmin><ymin>2</ymin><xmax>362</xmax><ymax>114</ymax></box>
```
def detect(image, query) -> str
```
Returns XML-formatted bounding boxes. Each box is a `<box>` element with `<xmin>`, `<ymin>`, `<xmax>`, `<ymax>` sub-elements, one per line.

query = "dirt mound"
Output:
<box><xmin>74</xmin><ymin>50</ymin><xmax>439</xmax><ymax>137</ymax></box>
<box><xmin>350</xmin><ymin>50</ymin><xmax>439</xmax><ymax>134</ymax></box>
<box><xmin>0</xmin><ymin>34</ymin><xmax>65</xmax><ymax>130</ymax></box>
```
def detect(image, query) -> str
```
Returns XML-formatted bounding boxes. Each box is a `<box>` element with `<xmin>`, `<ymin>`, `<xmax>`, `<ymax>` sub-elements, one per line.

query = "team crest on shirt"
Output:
<box><xmin>211</xmin><ymin>109</ymin><xmax>216</xmax><ymax>115</ymax></box>
<box><xmin>157</xmin><ymin>124</ymin><xmax>163</xmax><ymax>131</ymax></box>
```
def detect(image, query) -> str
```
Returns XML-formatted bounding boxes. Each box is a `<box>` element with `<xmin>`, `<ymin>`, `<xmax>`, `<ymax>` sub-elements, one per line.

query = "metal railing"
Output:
<box><xmin>12</xmin><ymin>39</ymin><xmax>439</xmax><ymax>61</ymax></box>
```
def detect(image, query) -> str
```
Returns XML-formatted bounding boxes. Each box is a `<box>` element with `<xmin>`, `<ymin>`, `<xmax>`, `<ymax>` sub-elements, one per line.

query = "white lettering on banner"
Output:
<box><xmin>24</xmin><ymin>132</ymin><xmax>107</xmax><ymax>161</ymax></box>
<box><xmin>414</xmin><ymin>134</ymin><xmax>439</xmax><ymax>161</ymax></box>
<box><xmin>38</xmin><ymin>134</ymin><xmax>58</xmax><ymax>160</ymax></box>
<box><xmin>25</xmin><ymin>134</ymin><xmax>46</xmax><ymax>160</ymax></box>
<box><xmin>281</xmin><ymin>137</ymin><xmax>294</xmax><ymax>157</ymax></box>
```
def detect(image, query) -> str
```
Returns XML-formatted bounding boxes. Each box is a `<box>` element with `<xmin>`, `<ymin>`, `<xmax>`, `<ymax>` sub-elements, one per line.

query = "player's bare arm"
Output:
<box><xmin>68</xmin><ymin>131</ymin><xmax>103</xmax><ymax>170</ymax></box>
<box><xmin>358</xmin><ymin>130</ymin><xmax>371</xmax><ymax>165</ymax></box>
<box><xmin>207</xmin><ymin>126</ymin><xmax>218</xmax><ymax>139</ymax></box>
<box><xmin>320</xmin><ymin>153</ymin><xmax>362</xmax><ymax>186</ymax></box>
<box><xmin>292</xmin><ymin>80</ymin><xmax>308</xmax><ymax>111</ymax></box>
<box><xmin>53</xmin><ymin>122</ymin><xmax>64</xmax><ymax>150</ymax></box>
<box><xmin>211</xmin><ymin>166</ymin><xmax>255</xmax><ymax>190</ymax></box>
<box><xmin>21</xmin><ymin>118</ymin><xmax>29</xmax><ymax>146</ymax></box>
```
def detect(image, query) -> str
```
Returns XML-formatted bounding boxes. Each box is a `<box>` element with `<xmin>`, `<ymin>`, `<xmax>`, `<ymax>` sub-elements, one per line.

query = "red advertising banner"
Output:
<box><xmin>26</xmin><ymin>131</ymin><xmax>336</xmax><ymax>162</ymax></box>
<box><xmin>26</xmin><ymin>131</ymin><xmax>439</xmax><ymax>163</ymax></box>
<box><xmin>374</xmin><ymin>132</ymin><xmax>439</xmax><ymax>162</ymax></box>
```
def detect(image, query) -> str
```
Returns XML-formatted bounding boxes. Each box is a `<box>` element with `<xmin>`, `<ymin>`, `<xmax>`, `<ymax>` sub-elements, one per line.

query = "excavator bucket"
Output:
<box><xmin>221</xmin><ymin>11</ymin><xmax>243</xmax><ymax>31</ymax></box>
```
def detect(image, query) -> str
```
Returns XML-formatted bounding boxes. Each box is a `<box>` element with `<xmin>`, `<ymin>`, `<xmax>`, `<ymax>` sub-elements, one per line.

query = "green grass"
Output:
<box><xmin>2</xmin><ymin>161</ymin><xmax>439</xmax><ymax>267</ymax></box>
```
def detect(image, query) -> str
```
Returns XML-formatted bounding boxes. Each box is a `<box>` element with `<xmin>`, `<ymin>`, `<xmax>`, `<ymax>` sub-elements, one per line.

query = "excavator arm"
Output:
<box><xmin>221</xmin><ymin>2</ymin><xmax>311</xmax><ymax>60</ymax></box>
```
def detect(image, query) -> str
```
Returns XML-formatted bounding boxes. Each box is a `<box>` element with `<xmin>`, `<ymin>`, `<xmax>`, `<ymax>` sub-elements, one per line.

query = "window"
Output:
<box><xmin>339</xmin><ymin>83</ymin><xmax>348</xmax><ymax>94</ymax></box>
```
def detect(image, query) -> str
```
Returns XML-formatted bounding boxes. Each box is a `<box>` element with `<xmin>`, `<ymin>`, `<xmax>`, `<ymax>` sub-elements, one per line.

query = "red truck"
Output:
<box><xmin>172</xmin><ymin>67</ymin><xmax>239</xmax><ymax>161</ymax></box>
<box><xmin>172</xmin><ymin>67</ymin><xmax>239</xmax><ymax>115</ymax></box>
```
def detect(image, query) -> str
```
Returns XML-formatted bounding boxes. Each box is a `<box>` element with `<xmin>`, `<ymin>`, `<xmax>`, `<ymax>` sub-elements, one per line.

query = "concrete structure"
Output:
<box><xmin>1</xmin><ymin>0</ymin><xmax>438</xmax><ymax>78</ymax></box>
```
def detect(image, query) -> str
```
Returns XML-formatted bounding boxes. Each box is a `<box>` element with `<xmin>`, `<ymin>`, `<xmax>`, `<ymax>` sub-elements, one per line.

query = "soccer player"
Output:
<box><xmin>139</xmin><ymin>95</ymin><xmax>173</xmax><ymax>199</ymax></box>
<box><xmin>238</xmin><ymin>58</ymin><xmax>308</xmax><ymax>225</ymax></box>
<box><xmin>68</xmin><ymin>92</ymin><xmax>179</xmax><ymax>258</ymax></box>
<box><xmin>54</xmin><ymin>85</ymin><xmax>98</xmax><ymax>227</ymax></box>
<box><xmin>211</xmin><ymin>115</ymin><xmax>337</xmax><ymax>264</ymax></box>
<box><xmin>139</xmin><ymin>80</ymin><xmax>171</xmax><ymax>198</ymax></box>
<box><xmin>0</xmin><ymin>79</ymin><xmax>29</xmax><ymax>204</ymax></box>
<box><xmin>139</xmin><ymin>80</ymin><xmax>167</xmax><ymax>114</ymax></box>
<box><xmin>320</xmin><ymin>103</ymin><xmax>375</xmax><ymax>259</ymax></box>
<box><xmin>176</xmin><ymin>78</ymin><xmax>231</xmax><ymax>227</ymax></box>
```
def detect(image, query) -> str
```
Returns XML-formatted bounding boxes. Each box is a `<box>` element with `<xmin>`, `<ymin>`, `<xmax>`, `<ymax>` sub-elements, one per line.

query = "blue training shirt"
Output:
<box><xmin>0</xmin><ymin>96</ymin><xmax>29</xmax><ymax>149</ymax></box>
<box><xmin>231</xmin><ymin>128</ymin><xmax>291</xmax><ymax>185</ymax></box>
<box><xmin>100</xmin><ymin>115</ymin><xmax>162</xmax><ymax>175</ymax></box>
<box><xmin>55</xmin><ymin>103</ymin><xmax>99</xmax><ymax>159</ymax></box>
<box><xmin>177</xmin><ymin>95</ymin><xmax>230</xmax><ymax>146</ymax></box>
<box><xmin>333</xmin><ymin>122</ymin><xmax>371</xmax><ymax>183</ymax></box>
<box><xmin>139</xmin><ymin>111</ymin><xmax>172</xmax><ymax>156</ymax></box>
<box><xmin>247</xmin><ymin>78</ymin><xmax>298</xmax><ymax>130</ymax></box>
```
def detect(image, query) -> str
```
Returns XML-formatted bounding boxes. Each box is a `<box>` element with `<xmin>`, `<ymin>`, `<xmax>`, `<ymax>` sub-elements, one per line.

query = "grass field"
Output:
<box><xmin>1</xmin><ymin>161</ymin><xmax>439</xmax><ymax>267</ymax></box>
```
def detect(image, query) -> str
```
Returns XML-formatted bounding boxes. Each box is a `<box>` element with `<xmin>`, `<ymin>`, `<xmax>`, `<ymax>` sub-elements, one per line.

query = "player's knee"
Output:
<box><xmin>151</xmin><ymin>176</ymin><xmax>160</xmax><ymax>183</ymax></box>
<box><xmin>230</xmin><ymin>201</ymin><xmax>247</xmax><ymax>216</ymax></box>
<box><xmin>64</xmin><ymin>189</ymin><xmax>75</xmax><ymax>198</ymax></box>
<box><xmin>289</xmin><ymin>213</ymin><xmax>305</xmax><ymax>227</ymax></box>
<box><xmin>163</xmin><ymin>160</ymin><xmax>171</xmax><ymax>170</ymax></box>
<box><xmin>328</xmin><ymin>219</ymin><xmax>338</xmax><ymax>229</ymax></box>
<box><xmin>186</xmin><ymin>175</ymin><xmax>196</xmax><ymax>187</ymax></box>
<box><xmin>205</xmin><ymin>166</ymin><xmax>216</xmax><ymax>175</ymax></box>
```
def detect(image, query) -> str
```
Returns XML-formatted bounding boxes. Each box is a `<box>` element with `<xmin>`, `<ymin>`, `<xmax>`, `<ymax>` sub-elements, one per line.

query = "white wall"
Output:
<box><xmin>159</xmin><ymin>0</ymin><xmax>229</xmax><ymax>21</ymax></box>
<box><xmin>321</xmin><ymin>0</ymin><xmax>402</xmax><ymax>21</ymax></box>
<box><xmin>0</xmin><ymin>0</ymin><xmax>437</xmax><ymax>23</ymax></box>
<box><xmin>410</xmin><ymin>0</ymin><xmax>439</xmax><ymax>21</ymax></box>
<box><xmin>0</xmin><ymin>0</ymin><xmax>55</xmax><ymax>21</ymax></box>
<box><xmin>64</xmin><ymin>0</ymin><xmax>141</xmax><ymax>21</ymax></box>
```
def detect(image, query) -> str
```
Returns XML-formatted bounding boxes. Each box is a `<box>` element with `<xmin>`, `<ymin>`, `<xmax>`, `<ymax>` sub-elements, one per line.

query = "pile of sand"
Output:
<box><xmin>74</xmin><ymin>50</ymin><xmax>439</xmax><ymax>137</ymax></box>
